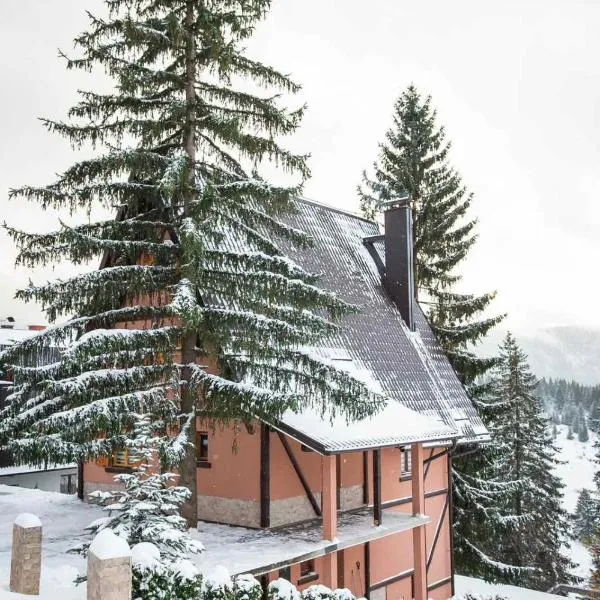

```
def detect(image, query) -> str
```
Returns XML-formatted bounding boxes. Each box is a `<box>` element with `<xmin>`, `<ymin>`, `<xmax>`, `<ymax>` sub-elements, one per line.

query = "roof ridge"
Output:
<box><xmin>296</xmin><ymin>196</ymin><xmax>378</xmax><ymax>226</ymax></box>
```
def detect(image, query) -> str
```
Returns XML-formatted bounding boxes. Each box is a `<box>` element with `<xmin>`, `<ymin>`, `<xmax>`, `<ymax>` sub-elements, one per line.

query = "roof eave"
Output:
<box><xmin>264</xmin><ymin>417</ymin><xmax>460</xmax><ymax>456</ymax></box>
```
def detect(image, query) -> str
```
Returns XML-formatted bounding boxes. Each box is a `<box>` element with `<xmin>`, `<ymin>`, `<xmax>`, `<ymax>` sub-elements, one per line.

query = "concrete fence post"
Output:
<box><xmin>87</xmin><ymin>529</ymin><xmax>132</xmax><ymax>600</ymax></box>
<box><xmin>10</xmin><ymin>512</ymin><xmax>42</xmax><ymax>595</ymax></box>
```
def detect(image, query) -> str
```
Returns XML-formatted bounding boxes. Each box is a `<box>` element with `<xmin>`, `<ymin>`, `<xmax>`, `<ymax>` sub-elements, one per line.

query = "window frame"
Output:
<box><xmin>196</xmin><ymin>431</ymin><xmax>211</xmax><ymax>468</ymax></box>
<box><xmin>297</xmin><ymin>559</ymin><xmax>318</xmax><ymax>585</ymax></box>
<box><xmin>105</xmin><ymin>449</ymin><xmax>136</xmax><ymax>472</ymax></box>
<box><xmin>399</xmin><ymin>447</ymin><xmax>412</xmax><ymax>481</ymax></box>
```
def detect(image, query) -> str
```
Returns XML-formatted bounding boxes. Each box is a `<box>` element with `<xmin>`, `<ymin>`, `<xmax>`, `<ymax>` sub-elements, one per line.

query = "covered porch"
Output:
<box><xmin>259</xmin><ymin>401</ymin><xmax>459</xmax><ymax>600</ymax></box>
<box><xmin>191</xmin><ymin>505</ymin><xmax>429</xmax><ymax>578</ymax></box>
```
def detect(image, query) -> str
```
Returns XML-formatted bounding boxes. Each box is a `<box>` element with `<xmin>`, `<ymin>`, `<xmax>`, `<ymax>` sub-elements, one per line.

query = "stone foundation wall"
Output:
<box><xmin>83</xmin><ymin>480</ymin><xmax>124</xmax><ymax>498</ymax></box>
<box><xmin>198</xmin><ymin>495</ymin><xmax>261</xmax><ymax>528</ymax></box>
<box><xmin>340</xmin><ymin>485</ymin><xmax>364</xmax><ymax>511</ymax></box>
<box><xmin>270</xmin><ymin>492</ymin><xmax>323</xmax><ymax>527</ymax></box>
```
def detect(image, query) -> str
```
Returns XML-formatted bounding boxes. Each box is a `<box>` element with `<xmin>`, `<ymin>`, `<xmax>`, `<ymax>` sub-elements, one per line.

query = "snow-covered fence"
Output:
<box><xmin>10</xmin><ymin>512</ymin><xmax>42</xmax><ymax>595</ymax></box>
<box><xmin>87</xmin><ymin>529</ymin><xmax>132</xmax><ymax>600</ymax></box>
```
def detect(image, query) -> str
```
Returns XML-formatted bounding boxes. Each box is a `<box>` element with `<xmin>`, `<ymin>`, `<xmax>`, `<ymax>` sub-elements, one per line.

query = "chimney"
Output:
<box><xmin>383</xmin><ymin>198</ymin><xmax>416</xmax><ymax>331</ymax></box>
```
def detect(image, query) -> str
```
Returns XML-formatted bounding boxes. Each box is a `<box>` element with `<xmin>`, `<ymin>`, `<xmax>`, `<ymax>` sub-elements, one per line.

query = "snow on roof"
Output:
<box><xmin>191</xmin><ymin>506</ymin><xmax>429</xmax><ymax>576</ymax></box>
<box><xmin>269</xmin><ymin>347</ymin><xmax>457</xmax><ymax>452</ymax></box>
<box><xmin>275</xmin><ymin>401</ymin><xmax>457</xmax><ymax>454</ymax></box>
<box><xmin>0</xmin><ymin>463</ymin><xmax>77</xmax><ymax>477</ymax></box>
<box><xmin>454</xmin><ymin>575</ymin><xmax>568</xmax><ymax>599</ymax></box>
<box><xmin>273</xmin><ymin>198</ymin><xmax>489</xmax><ymax>445</ymax></box>
<box><xmin>0</xmin><ymin>328</ymin><xmax>38</xmax><ymax>347</ymax></box>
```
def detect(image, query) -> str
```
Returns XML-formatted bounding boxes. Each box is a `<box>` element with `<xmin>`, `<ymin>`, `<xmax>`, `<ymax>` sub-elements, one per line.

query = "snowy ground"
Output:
<box><xmin>0</xmin><ymin>485</ymin><xmax>101</xmax><ymax>598</ymax></box>
<box><xmin>553</xmin><ymin>424</ymin><xmax>595</xmax><ymax>581</ymax></box>
<box><xmin>454</xmin><ymin>575</ymin><xmax>567</xmax><ymax>599</ymax></box>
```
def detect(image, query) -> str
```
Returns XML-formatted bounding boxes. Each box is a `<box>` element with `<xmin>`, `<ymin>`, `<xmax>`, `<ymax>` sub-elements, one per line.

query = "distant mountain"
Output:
<box><xmin>478</xmin><ymin>326</ymin><xmax>600</xmax><ymax>385</ymax></box>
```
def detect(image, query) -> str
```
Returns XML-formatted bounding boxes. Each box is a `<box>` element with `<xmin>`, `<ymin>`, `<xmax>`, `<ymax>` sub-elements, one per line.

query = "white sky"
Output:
<box><xmin>1</xmin><ymin>0</ymin><xmax>599</xmax><ymax>333</ymax></box>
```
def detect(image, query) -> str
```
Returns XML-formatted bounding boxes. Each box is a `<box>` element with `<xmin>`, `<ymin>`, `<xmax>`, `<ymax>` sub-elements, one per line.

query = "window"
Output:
<box><xmin>278</xmin><ymin>566</ymin><xmax>291</xmax><ymax>581</ymax></box>
<box><xmin>110</xmin><ymin>449</ymin><xmax>135</xmax><ymax>469</ymax></box>
<box><xmin>400</xmin><ymin>448</ymin><xmax>412</xmax><ymax>480</ymax></box>
<box><xmin>297</xmin><ymin>559</ymin><xmax>318</xmax><ymax>585</ymax></box>
<box><xmin>196</xmin><ymin>432</ymin><xmax>210</xmax><ymax>467</ymax></box>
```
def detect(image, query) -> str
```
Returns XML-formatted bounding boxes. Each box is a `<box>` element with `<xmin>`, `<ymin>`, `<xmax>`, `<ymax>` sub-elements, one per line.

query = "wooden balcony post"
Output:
<box><xmin>411</xmin><ymin>442</ymin><xmax>427</xmax><ymax>600</ymax></box>
<box><xmin>322</xmin><ymin>454</ymin><xmax>338</xmax><ymax>588</ymax></box>
<box><xmin>322</xmin><ymin>454</ymin><xmax>337</xmax><ymax>541</ymax></box>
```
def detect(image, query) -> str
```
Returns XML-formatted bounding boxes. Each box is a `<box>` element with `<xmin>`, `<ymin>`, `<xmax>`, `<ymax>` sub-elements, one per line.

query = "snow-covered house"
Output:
<box><xmin>0</xmin><ymin>324</ymin><xmax>77</xmax><ymax>492</ymax></box>
<box><xmin>83</xmin><ymin>198</ymin><xmax>489</xmax><ymax>600</ymax></box>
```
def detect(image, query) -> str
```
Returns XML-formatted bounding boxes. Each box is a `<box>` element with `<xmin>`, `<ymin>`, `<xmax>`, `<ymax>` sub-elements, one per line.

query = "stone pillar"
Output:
<box><xmin>411</xmin><ymin>443</ymin><xmax>428</xmax><ymax>600</ymax></box>
<box><xmin>10</xmin><ymin>513</ymin><xmax>42</xmax><ymax>595</ymax></box>
<box><xmin>87</xmin><ymin>529</ymin><xmax>132</xmax><ymax>600</ymax></box>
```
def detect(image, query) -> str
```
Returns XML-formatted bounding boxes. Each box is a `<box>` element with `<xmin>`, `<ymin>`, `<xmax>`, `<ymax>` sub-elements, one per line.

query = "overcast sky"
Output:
<box><xmin>1</xmin><ymin>0</ymin><xmax>599</xmax><ymax>333</ymax></box>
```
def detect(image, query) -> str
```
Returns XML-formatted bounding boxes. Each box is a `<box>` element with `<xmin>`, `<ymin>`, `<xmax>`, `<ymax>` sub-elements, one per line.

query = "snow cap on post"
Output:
<box><xmin>14</xmin><ymin>513</ymin><xmax>42</xmax><ymax>529</ymax></box>
<box><xmin>89</xmin><ymin>528</ymin><xmax>131</xmax><ymax>560</ymax></box>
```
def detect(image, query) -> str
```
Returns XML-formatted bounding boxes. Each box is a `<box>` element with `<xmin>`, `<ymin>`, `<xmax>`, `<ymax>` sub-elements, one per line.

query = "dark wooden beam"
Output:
<box><xmin>424</xmin><ymin>448</ymin><xmax>450</xmax><ymax>464</ymax></box>
<box><xmin>362</xmin><ymin>451</ymin><xmax>369</xmax><ymax>504</ymax></box>
<box><xmin>336</xmin><ymin>454</ymin><xmax>342</xmax><ymax>509</ymax></box>
<box><xmin>337</xmin><ymin>549</ymin><xmax>345</xmax><ymax>589</ymax></box>
<box><xmin>382</xmin><ymin>487</ymin><xmax>448</xmax><ymax>510</ymax></box>
<box><xmin>373</xmin><ymin>449</ymin><xmax>382</xmax><ymax>526</ymax></box>
<box><xmin>427</xmin><ymin>491</ymin><xmax>449</xmax><ymax>570</ymax></box>
<box><xmin>260</xmin><ymin>574</ymin><xmax>269</xmax><ymax>600</ymax></box>
<box><xmin>427</xmin><ymin>576</ymin><xmax>452</xmax><ymax>592</ymax></box>
<box><xmin>260</xmin><ymin>424</ymin><xmax>271</xmax><ymax>528</ymax></box>
<box><xmin>364</xmin><ymin>542</ymin><xmax>371</xmax><ymax>600</ymax></box>
<box><xmin>423</xmin><ymin>448</ymin><xmax>435</xmax><ymax>480</ymax></box>
<box><xmin>277</xmin><ymin>432</ymin><xmax>321</xmax><ymax>517</ymax></box>
<box><xmin>77</xmin><ymin>460</ymin><xmax>84</xmax><ymax>501</ymax></box>
<box><xmin>369</xmin><ymin>568</ymin><xmax>414</xmax><ymax>591</ymax></box>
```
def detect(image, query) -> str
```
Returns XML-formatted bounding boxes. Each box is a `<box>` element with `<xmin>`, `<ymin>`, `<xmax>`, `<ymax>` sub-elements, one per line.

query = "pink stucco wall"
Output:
<box><xmin>195</xmin><ymin>421</ymin><xmax>260</xmax><ymax>501</ymax></box>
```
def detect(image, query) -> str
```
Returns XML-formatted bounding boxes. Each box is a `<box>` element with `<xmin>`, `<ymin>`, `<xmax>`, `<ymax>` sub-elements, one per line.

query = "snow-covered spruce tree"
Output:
<box><xmin>0</xmin><ymin>0</ymin><xmax>384</xmax><ymax>534</ymax></box>
<box><xmin>482</xmin><ymin>333</ymin><xmax>576</xmax><ymax>590</ymax></box>
<box><xmin>358</xmin><ymin>84</ymin><xmax>503</xmax><ymax>385</ymax></box>
<box><xmin>451</xmin><ymin>387</ymin><xmax>528</xmax><ymax>583</ymax></box>
<box><xmin>573</xmin><ymin>488</ymin><xmax>596</xmax><ymax>545</ymax></box>
<box><xmin>358</xmin><ymin>84</ymin><xmax>504</xmax><ymax>576</ymax></box>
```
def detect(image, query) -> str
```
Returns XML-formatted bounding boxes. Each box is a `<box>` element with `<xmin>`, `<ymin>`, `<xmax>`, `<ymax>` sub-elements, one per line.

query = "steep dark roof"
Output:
<box><xmin>276</xmin><ymin>197</ymin><xmax>489</xmax><ymax>445</ymax></box>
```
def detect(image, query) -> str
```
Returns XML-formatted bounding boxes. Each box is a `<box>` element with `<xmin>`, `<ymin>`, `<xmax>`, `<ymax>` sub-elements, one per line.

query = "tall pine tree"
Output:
<box><xmin>481</xmin><ymin>333</ymin><xmax>576</xmax><ymax>590</ymax></box>
<box><xmin>0</xmin><ymin>0</ymin><xmax>384</xmax><ymax>532</ymax></box>
<box><xmin>358</xmin><ymin>85</ymin><xmax>503</xmax><ymax>384</ymax></box>
<box><xmin>358</xmin><ymin>84</ymin><xmax>504</xmax><ymax>576</ymax></box>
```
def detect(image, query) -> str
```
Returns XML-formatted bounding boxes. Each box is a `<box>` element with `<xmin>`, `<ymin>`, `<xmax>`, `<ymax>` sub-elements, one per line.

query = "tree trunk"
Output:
<box><xmin>179</xmin><ymin>0</ymin><xmax>198</xmax><ymax>529</ymax></box>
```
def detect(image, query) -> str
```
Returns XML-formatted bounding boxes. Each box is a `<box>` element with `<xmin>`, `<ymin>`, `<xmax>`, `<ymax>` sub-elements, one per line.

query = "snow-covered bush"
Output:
<box><xmin>202</xmin><ymin>566</ymin><xmax>234</xmax><ymax>600</ymax></box>
<box><xmin>233</xmin><ymin>574</ymin><xmax>263</xmax><ymax>600</ymax></box>
<box><xmin>332</xmin><ymin>590</ymin><xmax>356</xmax><ymax>600</ymax></box>
<box><xmin>269</xmin><ymin>579</ymin><xmax>360</xmax><ymax>600</ymax></box>
<box><xmin>130</xmin><ymin>541</ymin><xmax>202</xmax><ymax>600</ymax></box>
<box><xmin>268</xmin><ymin>578</ymin><xmax>301</xmax><ymax>600</ymax></box>
<box><xmin>301</xmin><ymin>584</ymin><xmax>335</xmax><ymax>600</ymax></box>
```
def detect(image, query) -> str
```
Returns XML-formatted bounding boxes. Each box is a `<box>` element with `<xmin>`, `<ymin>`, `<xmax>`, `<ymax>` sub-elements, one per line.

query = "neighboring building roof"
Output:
<box><xmin>272</xmin><ymin>198</ymin><xmax>489</xmax><ymax>446</ymax></box>
<box><xmin>0</xmin><ymin>327</ymin><xmax>38</xmax><ymax>348</ymax></box>
<box><xmin>0</xmin><ymin>463</ymin><xmax>77</xmax><ymax>477</ymax></box>
<box><xmin>0</xmin><ymin>326</ymin><xmax>61</xmax><ymax>367</ymax></box>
